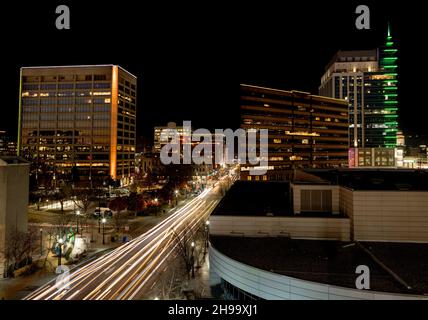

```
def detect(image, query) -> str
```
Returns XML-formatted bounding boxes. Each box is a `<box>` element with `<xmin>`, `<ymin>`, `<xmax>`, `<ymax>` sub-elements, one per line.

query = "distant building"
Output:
<box><xmin>348</xmin><ymin>147</ymin><xmax>396</xmax><ymax>167</ymax></box>
<box><xmin>319</xmin><ymin>26</ymin><xmax>399</xmax><ymax>148</ymax></box>
<box><xmin>153</xmin><ymin>122</ymin><xmax>191</xmax><ymax>153</ymax></box>
<box><xmin>18</xmin><ymin>65</ymin><xmax>137</xmax><ymax>186</ymax></box>
<box><xmin>0</xmin><ymin>157</ymin><xmax>29</xmax><ymax>278</ymax></box>
<box><xmin>0</xmin><ymin>131</ymin><xmax>17</xmax><ymax>156</ymax></box>
<box><xmin>240</xmin><ymin>84</ymin><xmax>349</xmax><ymax>181</ymax></box>
<box><xmin>135</xmin><ymin>151</ymin><xmax>163</xmax><ymax>177</ymax></box>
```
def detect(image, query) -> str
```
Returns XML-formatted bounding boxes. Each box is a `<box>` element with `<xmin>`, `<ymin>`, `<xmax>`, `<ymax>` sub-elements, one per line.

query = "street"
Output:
<box><xmin>24</xmin><ymin>182</ymin><xmax>225</xmax><ymax>300</ymax></box>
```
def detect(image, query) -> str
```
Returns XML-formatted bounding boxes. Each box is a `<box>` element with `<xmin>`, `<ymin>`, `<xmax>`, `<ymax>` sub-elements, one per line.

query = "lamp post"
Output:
<box><xmin>175</xmin><ymin>190</ymin><xmax>179</xmax><ymax>206</ymax></box>
<box><xmin>191</xmin><ymin>241</ymin><xmax>195</xmax><ymax>279</ymax></box>
<box><xmin>58</xmin><ymin>238</ymin><xmax>64</xmax><ymax>267</ymax></box>
<box><xmin>76</xmin><ymin>210</ymin><xmax>80</xmax><ymax>234</ymax></box>
<box><xmin>102</xmin><ymin>218</ymin><xmax>107</xmax><ymax>245</ymax></box>
<box><xmin>204</xmin><ymin>220</ymin><xmax>210</xmax><ymax>255</ymax></box>
<box><xmin>40</xmin><ymin>228</ymin><xmax>43</xmax><ymax>256</ymax></box>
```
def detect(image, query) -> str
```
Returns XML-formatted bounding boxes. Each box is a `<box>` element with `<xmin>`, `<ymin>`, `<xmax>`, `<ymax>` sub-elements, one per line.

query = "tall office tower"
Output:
<box><xmin>371</xmin><ymin>25</ymin><xmax>399</xmax><ymax>148</ymax></box>
<box><xmin>240</xmin><ymin>84</ymin><xmax>349</xmax><ymax>181</ymax></box>
<box><xmin>18</xmin><ymin>65</ymin><xmax>137</xmax><ymax>186</ymax></box>
<box><xmin>319</xmin><ymin>26</ymin><xmax>399</xmax><ymax>148</ymax></box>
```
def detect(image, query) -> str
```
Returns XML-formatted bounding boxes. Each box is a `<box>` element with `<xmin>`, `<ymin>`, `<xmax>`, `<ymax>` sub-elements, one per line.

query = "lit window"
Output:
<box><xmin>247</xmin><ymin>176</ymin><xmax>252</xmax><ymax>181</ymax></box>
<box><xmin>273</xmin><ymin>139</ymin><xmax>281</xmax><ymax>144</ymax></box>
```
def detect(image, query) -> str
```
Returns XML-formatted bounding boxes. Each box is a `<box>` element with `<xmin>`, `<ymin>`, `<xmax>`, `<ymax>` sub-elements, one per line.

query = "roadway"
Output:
<box><xmin>24</xmin><ymin>181</ymin><xmax>225</xmax><ymax>300</ymax></box>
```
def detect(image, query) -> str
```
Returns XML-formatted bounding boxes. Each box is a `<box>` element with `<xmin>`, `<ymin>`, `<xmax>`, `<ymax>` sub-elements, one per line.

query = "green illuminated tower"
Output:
<box><xmin>364</xmin><ymin>24</ymin><xmax>399</xmax><ymax>148</ymax></box>
<box><xmin>380</xmin><ymin>23</ymin><xmax>399</xmax><ymax>147</ymax></box>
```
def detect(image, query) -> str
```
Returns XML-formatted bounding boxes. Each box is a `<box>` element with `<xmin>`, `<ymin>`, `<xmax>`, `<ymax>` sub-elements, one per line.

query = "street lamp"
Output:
<box><xmin>58</xmin><ymin>238</ymin><xmax>64</xmax><ymax>267</ymax></box>
<box><xmin>40</xmin><ymin>228</ymin><xmax>43</xmax><ymax>256</ymax></box>
<box><xmin>102</xmin><ymin>218</ymin><xmax>107</xmax><ymax>245</ymax></box>
<box><xmin>76</xmin><ymin>210</ymin><xmax>81</xmax><ymax>234</ymax></box>
<box><xmin>204</xmin><ymin>221</ymin><xmax>210</xmax><ymax>254</ymax></box>
<box><xmin>175</xmin><ymin>190</ymin><xmax>179</xmax><ymax>206</ymax></box>
<box><xmin>191</xmin><ymin>241</ymin><xmax>195</xmax><ymax>279</ymax></box>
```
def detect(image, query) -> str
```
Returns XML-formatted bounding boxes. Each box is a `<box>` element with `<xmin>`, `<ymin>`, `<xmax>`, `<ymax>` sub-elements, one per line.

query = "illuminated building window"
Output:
<box><xmin>302</xmin><ymin>139</ymin><xmax>309</xmax><ymax>144</ymax></box>
<box><xmin>273</xmin><ymin>139</ymin><xmax>281</xmax><ymax>144</ymax></box>
<box><xmin>247</xmin><ymin>176</ymin><xmax>252</xmax><ymax>181</ymax></box>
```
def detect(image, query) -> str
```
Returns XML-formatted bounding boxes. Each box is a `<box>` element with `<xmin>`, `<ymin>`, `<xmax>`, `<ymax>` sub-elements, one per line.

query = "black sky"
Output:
<box><xmin>1</xmin><ymin>0</ymin><xmax>426</xmax><ymax>141</ymax></box>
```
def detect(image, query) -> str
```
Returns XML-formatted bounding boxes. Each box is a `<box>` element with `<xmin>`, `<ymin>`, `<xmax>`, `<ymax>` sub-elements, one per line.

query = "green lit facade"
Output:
<box><xmin>319</xmin><ymin>25</ymin><xmax>399</xmax><ymax>148</ymax></box>
<box><xmin>364</xmin><ymin>25</ymin><xmax>398</xmax><ymax>148</ymax></box>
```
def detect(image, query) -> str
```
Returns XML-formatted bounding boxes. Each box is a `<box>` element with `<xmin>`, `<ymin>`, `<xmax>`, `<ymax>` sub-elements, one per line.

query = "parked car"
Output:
<box><xmin>93</xmin><ymin>207</ymin><xmax>113</xmax><ymax>217</ymax></box>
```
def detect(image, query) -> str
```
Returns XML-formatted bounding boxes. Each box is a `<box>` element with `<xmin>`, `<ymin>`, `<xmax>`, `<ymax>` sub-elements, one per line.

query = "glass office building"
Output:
<box><xmin>18</xmin><ymin>65</ymin><xmax>137</xmax><ymax>185</ymax></box>
<box><xmin>319</xmin><ymin>26</ymin><xmax>399</xmax><ymax>148</ymax></box>
<box><xmin>241</xmin><ymin>84</ymin><xmax>349</xmax><ymax>181</ymax></box>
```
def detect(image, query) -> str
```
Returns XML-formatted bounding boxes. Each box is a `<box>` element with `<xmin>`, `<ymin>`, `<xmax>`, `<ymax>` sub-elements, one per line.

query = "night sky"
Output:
<box><xmin>1</xmin><ymin>1</ymin><xmax>425</xmax><ymax>143</ymax></box>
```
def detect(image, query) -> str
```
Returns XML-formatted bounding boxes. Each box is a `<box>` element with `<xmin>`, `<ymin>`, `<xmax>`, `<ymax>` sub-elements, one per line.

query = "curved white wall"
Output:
<box><xmin>210</xmin><ymin>245</ymin><xmax>428</xmax><ymax>300</ymax></box>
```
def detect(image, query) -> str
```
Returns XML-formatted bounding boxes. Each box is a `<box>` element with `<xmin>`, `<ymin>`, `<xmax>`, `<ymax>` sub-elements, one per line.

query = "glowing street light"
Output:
<box><xmin>102</xmin><ymin>218</ymin><xmax>107</xmax><ymax>245</ymax></box>
<box><xmin>76</xmin><ymin>210</ymin><xmax>81</xmax><ymax>234</ymax></box>
<box><xmin>191</xmin><ymin>241</ymin><xmax>195</xmax><ymax>278</ymax></box>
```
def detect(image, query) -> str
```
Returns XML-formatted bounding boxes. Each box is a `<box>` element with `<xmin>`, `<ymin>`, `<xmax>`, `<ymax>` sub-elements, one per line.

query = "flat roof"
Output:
<box><xmin>241</xmin><ymin>84</ymin><xmax>348</xmax><ymax>105</ymax></box>
<box><xmin>21</xmin><ymin>65</ymin><xmax>137</xmax><ymax>78</ymax></box>
<box><xmin>212</xmin><ymin>181</ymin><xmax>292</xmax><ymax>216</ymax></box>
<box><xmin>212</xmin><ymin>181</ymin><xmax>344</xmax><ymax>217</ymax></box>
<box><xmin>211</xmin><ymin>236</ymin><xmax>428</xmax><ymax>295</ymax></box>
<box><xmin>305</xmin><ymin>168</ymin><xmax>428</xmax><ymax>191</ymax></box>
<box><xmin>0</xmin><ymin>156</ymin><xmax>29</xmax><ymax>165</ymax></box>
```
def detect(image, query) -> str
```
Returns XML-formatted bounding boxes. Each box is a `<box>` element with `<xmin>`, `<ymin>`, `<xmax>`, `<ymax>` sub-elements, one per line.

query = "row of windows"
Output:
<box><xmin>22</xmin><ymin>82</ymin><xmax>111</xmax><ymax>91</ymax></box>
<box><xmin>23</xmin><ymin>97</ymin><xmax>111</xmax><ymax>105</ymax></box>
<box><xmin>23</xmin><ymin>120</ymin><xmax>111</xmax><ymax>129</ymax></box>
<box><xmin>24</xmin><ymin>105</ymin><xmax>111</xmax><ymax>113</ymax></box>
<box><xmin>23</xmin><ymin>91</ymin><xmax>111</xmax><ymax>98</ymax></box>
<box><xmin>22</xmin><ymin>137</ymin><xmax>112</xmax><ymax>145</ymax></box>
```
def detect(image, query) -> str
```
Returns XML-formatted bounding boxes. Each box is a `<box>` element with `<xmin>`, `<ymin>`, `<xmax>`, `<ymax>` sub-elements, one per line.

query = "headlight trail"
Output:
<box><xmin>25</xmin><ymin>183</ymin><xmax>225</xmax><ymax>300</ymax></box>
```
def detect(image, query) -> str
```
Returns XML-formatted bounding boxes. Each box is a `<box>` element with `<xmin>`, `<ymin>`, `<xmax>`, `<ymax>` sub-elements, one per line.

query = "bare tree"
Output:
<box><xmin>109</xmin><ymin>197</ymin><xmax>128</xmax><ymax>232</ymax></box>
<box><xmin>171</xmin><ymin>227</ymin><xmax>195</xmax><ymax>281</ymax></box>
<box><xmin>149</xmin><ymin>268</ymin><xmax>185</xmax><ymax>300</ymax></box>
<box><xmin>73</xmin><ymin>189</ymin><xmax>93</xmax><ymax>216</ymax></box>
<box><xmin>2</xmin><ymin>228</ymin><xmax>39</xmax><ymax>276</ymax></box>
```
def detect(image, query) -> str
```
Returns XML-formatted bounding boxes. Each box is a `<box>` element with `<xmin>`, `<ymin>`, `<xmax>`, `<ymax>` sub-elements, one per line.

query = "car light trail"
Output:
<box><xmin>25</xmin><ymin>181</ymin><xmax>227</xmax><ymax>300</ymax></box>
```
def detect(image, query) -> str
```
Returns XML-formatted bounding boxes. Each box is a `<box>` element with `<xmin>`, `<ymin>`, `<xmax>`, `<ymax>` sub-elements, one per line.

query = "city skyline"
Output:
<box><xmin>1</xmin><ymin>2</ymin><xmax>425</xmax><ymax>141</ymax></box>
<box><xmin>1</xmin><ymin>0</ymin><xmax>428</xmax><ymax>305</ymax></box>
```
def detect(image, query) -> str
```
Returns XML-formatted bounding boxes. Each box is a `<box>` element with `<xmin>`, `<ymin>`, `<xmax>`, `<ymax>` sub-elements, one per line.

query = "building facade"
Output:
<box><xmin>240</xmin><ymin>84</ymin><xmax>349</xmax><ymax>181</ymax></box>
<box><xmin>319</xmin><ymin>26</ymin><xmax>399</xmax><ymax>148</ymax></box>
<box><xmin>0</xmin><ymin>157</ymin><xmax>29</xmax><ymax>278</ymax></box>
<box><xmin>18</xmin><ymin>65</ymin><xmax>137</xmax><ymax>186</ymax></box>
<box><xmin>348</xmin><ymin>147</ymin><xmax>396</xmax><ymax>168</ymax></box>
<box><xmin>0</xmin><ymin>131</ymin><xmax>17</xmax><ymax>156</ymax></box>
<box><xmin>153</xmin><ymin>122</ymin><xmax>191</xmax><ymax>153</ymax></box>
